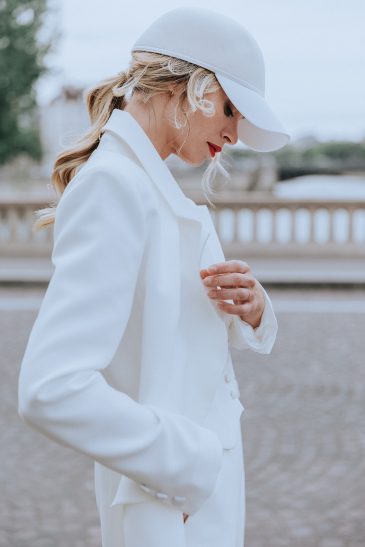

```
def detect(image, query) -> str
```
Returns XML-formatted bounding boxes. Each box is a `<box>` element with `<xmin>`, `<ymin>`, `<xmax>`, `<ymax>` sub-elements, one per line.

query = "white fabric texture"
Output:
<box><xmin>17</xmin><ymin>109</ymin><xmax>278</xmax><ymax>547</ymax></box>
<box><xmin>121</xmin><ymin>421</ymin><xmax>245</xmax><ymax>547</ymax></box>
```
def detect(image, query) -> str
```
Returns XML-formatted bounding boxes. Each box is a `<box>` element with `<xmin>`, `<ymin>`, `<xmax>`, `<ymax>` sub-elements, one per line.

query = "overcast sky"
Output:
<box><xmin>37</xmin><ymin>0</ymin><xmax>365</xmax><ymax>144</ymax></box>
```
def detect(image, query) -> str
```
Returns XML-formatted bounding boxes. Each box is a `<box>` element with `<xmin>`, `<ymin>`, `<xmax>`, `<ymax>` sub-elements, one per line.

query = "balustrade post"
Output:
<box><xmin>232</xmin><ymin>207</ymin><xmax>239</xmax><ymax>244</ymax></box>
<box><xmin>271</xmin><ymin>207</ymin><xmax>277</xmax><ymax>243</ymax></box>
<box><xmin>7</xmin><ymin>208</ymin><xmax>18</xmax><ymax>244</ymax></box>
<box><xmin>308</xmin><ymin>206</ymin><xmax>316</xmax><ymax>243</ymax></box>
<box><xmin>290</xmin><ymin>206</ymin><xmax>296</xmax><ymax>243</ymax></box>
<box><xmin>328</xmin><ymin>206</ymin><xmax>335</xmax><ymax>243</ymax></box>
<box><xmin>251</xmin><ymin>205</ymin><xmax>258</xmax><ymax>243</ymax></box>
<box><xmin>347</xmin><ymin>207</ymin><xmax>354</xmax><ymax>243</ymax></box>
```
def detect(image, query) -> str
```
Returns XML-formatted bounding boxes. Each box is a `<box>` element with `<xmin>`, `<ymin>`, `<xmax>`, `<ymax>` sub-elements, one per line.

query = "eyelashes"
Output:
<box><xmin>224</xmin><ymin>102</ymin><xmax>234</xmax><ymax>118</ymax></box>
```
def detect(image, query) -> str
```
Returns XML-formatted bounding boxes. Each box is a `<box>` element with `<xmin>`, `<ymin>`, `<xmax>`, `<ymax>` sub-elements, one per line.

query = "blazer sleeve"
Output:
<box><xmin>228</xmin><ymin>286</ymin><xmax>278</xmax><ymax>354</ymax></box>
<box><xmin>17</xmin><ymin>164</ymin><xmax>223</xmax><ymax>517</ymax></box>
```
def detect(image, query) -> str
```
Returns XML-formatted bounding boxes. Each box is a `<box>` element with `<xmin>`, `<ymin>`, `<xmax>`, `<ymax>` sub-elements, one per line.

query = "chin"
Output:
<box><xmin>176</xmin><ymin>151</ymin><xmax>206</xmax><ymax>167</ymax></box>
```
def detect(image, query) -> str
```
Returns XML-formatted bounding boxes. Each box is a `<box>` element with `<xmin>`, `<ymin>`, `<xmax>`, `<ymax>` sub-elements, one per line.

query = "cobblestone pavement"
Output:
<box><xmin>1</xmin><ymin>288</ymin><xmax>364</xmax><ymax>547</ymax></box>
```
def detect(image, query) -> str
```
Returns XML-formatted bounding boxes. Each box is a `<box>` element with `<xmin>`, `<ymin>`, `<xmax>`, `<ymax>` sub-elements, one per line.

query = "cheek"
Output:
<box><xmin>192</xmin><ymin>127</ymin><xmax>211</xmax><ymax>150</ymax></box>
<box><xmin>180</xmin><ymin>131</ymin><xmax>206</xmax><ymax>153</ymax></box>
<box><xmin>191</xmin><ymin>113</ymin><xmax>212</xmax><ymax>137</ymax></box>
<box><xmin>177</xmin><ymin>114</ymin><xmax>216</xmax><ymax>155</ymax></box>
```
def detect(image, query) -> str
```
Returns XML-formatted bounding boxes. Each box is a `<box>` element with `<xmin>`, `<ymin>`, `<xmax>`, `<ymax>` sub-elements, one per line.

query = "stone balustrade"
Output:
<box><xmin>1</xmin><ymin>192</ymin><xmax>365</xmax><ymax>258</ymax></box>
<box><xmin>190</xmin><ymin>191</ymin><xmax>365</xmax><ymax>258</ymax></box>
<box><xmin>0</xmin><ymin>197</ymin><xmax>54</xmax><ymax>257</ymax></box>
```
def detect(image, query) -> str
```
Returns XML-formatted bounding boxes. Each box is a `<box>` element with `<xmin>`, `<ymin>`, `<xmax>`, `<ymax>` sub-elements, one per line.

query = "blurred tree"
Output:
<box><xmin>0</xmin><ymin>0</ymin><xmax>53</xmax><ymax>164</ymax></box>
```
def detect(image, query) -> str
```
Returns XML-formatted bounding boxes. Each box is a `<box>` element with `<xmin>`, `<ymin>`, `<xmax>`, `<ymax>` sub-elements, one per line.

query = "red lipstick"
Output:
<box><xmin>207</xmin><ymin>142</ymin><xmax>222</xmax><ymax>157</ymax></box>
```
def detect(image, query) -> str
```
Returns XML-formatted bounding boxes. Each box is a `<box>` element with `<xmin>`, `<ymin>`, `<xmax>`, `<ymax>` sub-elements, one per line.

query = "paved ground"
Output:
<box><xmin>1</xmin><ymin>287</ymin><xmax>364</xmax><ymax>547</ymax></box>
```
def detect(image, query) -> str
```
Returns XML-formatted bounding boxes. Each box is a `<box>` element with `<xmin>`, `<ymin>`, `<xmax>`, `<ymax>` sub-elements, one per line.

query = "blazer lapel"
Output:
<box><xmin>100</xmin><ymin>108</ymin><xmax>211</xmax><ymax>237</ymax></box>
<box><xmin>100</xmin><ymin>109</ymin><xmax>228</xmax><ymax>422</ymax></box>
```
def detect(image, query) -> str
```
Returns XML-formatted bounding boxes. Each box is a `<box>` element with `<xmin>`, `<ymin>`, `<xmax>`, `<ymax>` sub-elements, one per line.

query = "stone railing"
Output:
<box><xmin>0</xmin><ymin>196</ymin><xmax>54</xmax><ymax>257</ymax></box>
<box><xmin>1</xmin><ymin>192</ymin><xmax>365</xmax><ymax>258</ymax></box>
<box><xmin>191</xmin><ymin>191</ymin><xmax>365</xmax><ymax>259</ymax></box>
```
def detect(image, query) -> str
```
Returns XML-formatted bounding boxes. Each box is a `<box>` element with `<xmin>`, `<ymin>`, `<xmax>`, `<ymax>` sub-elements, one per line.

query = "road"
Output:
<box><xmin>1</xmin><ymin>287</ymin><xmax>364</xmax><ymax>547</ymax></box>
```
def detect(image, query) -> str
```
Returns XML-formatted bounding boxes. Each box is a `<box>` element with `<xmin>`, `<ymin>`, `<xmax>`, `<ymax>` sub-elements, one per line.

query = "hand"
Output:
<box><xmin>183</xmin><ymin>512</ymin><xmax>189</xmax><ymax>523</ymax></box>
<box><xmin>200</xmin><ymin>260</ymin><xmax>265</xmax><ymax>329</ymax></box>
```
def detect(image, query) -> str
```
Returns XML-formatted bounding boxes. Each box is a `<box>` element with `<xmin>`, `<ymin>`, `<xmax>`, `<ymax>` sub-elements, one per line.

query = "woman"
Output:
<box><xmin>18</xmin><ymin>7</ymin><xmax>290</xmax><ymax>547</ymax></box>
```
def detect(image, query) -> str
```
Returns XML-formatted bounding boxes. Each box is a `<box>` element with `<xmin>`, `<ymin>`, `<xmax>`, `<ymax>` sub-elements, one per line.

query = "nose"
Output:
<box><xmin>222</xmin><ymin>119</ymin><xmax>240</xmax><ymax>146</ymax></box>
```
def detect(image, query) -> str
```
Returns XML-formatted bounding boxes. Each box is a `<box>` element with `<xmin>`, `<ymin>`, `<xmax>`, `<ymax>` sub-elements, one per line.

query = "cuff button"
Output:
<box><xmin>155</xmin><ymin>492</ymin><xmax>169</xmax><ymax>500</ymax></box>
<box><xmin>139</xmin><ymin>483</ymin><xmax>152</xmax><ymax>493</ymax></box>
<box><xmin>172</xmin><ymin>495</ymin><xmax>186</xmax><ymax>505</ymax></box>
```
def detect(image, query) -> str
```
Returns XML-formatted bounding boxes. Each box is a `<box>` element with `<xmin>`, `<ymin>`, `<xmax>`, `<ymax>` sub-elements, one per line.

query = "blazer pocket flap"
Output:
<box><xmin>110</xmin><ymin>475</ymin><xmax>152</xmax><ymax>507</ymax></box>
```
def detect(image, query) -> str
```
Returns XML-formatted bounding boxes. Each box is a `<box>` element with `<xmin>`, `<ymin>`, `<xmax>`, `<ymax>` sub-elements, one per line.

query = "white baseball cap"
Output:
<box><xmin>131</xmin><ymin>6</ymin><xmax>291</xmax><ymax>152</ymax></box>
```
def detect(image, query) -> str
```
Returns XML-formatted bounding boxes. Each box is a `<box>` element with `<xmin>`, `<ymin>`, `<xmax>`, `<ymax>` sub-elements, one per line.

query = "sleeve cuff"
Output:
<box><xmin>228</xmin><ymin>287</ymin><xmax>278</xmax><ymax>354</ymax></box>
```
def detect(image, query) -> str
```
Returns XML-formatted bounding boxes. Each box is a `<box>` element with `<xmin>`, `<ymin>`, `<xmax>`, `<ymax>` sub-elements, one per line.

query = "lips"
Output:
<box><xmin>207</xmin><ymin>142</ymin><xmax>222</xmax><ymax>152</ymax></box>
<box><xmin>207</xmin><ymin>142</ymin><xmax>222</xmax><ymax>157</ymax></box>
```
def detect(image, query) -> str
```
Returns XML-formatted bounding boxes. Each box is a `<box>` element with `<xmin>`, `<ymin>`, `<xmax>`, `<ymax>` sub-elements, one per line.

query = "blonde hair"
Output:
<box><xmin>34</xmin><ymin>51</ymin><xmax>231</xmax><ymax>230</ymax></box>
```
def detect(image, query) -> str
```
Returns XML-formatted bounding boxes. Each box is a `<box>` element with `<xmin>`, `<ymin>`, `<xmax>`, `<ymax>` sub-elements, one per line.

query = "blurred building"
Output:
<box><xmin>38</xmin><ymin>85</ymin><xmax>90</xmax><ymax>177</ymax></box>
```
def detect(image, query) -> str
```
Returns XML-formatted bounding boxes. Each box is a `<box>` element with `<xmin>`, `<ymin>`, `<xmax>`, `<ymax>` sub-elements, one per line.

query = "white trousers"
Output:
<box><xmin>122</xmin><ymin>421</ymin><xmax>245</xmax><ymax>547</ymax></box>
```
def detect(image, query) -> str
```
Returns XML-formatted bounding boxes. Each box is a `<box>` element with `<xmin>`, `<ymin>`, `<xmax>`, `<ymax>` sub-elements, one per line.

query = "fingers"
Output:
<box><xmin>207</xmin><ymin>287</ymin><xmax>252</xmax><ymax>302</ymax></box>
<box><xmin>200</xmin><ymin>260</ymin><xmax>251</xmax><ymax>276</ymax></box>
<box><xmin>202</xmin><ymin>272</ymin><xmax>256</xmax><ymax>289</ymax></box>
<box><xmin>217</xmin><ymin>299</ymin><xmax>254</xmax><ymax>316</ymax></box>
<box><xmin>200</xmin><ymin>261</ymin><xmax>257</xmax><ymax>319</ymax></box>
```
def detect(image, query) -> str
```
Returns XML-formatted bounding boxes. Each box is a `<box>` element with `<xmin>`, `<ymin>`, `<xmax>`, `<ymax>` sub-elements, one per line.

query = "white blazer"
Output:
<box><xmin>18</xmin><ymin>109</ymin><xmax>278</xmax><ymax>546</ymax></box>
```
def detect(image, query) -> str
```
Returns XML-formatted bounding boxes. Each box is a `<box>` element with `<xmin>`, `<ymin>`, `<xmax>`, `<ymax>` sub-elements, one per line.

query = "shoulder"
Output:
<box><xmin>61</xmin><ymin>150</ymin><xmax>158</xmax><ymax>216</ymax></box>
<box><xmin>83</xmin><ymin>149</ymin><xmax>154</xmax><ymax>193</ymax></box>
<box><xmin>54</xmin><ymin>154</ymin><xmax>156</xmax><ymax>246</ymax></box>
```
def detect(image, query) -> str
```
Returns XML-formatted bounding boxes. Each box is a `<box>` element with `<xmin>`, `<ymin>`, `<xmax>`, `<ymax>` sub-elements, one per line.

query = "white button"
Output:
<box><xmin>172</xmin><ymin>495</ymin><xmax>186</xmax><ymax>505</ymax></box>
<box><xmin>224</xmin><ymin>372</ymin><xmax>231</xmax><ymax>383</ymax></box>
<box><xmin>155</xmin><ymin>492</ymin><xmax>169</xmax><ymax>500</ymax></box>
<box><xmin>139</xmin><ymin>483</ymin><xmax>152</xmax><ymax>493</ymax></box>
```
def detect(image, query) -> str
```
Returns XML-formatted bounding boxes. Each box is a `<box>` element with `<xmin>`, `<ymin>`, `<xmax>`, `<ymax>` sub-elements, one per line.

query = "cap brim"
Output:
<box><xmin>215</xmin><ymin>73</ymin><xmax>291</xmax><ymax>152</ymax></box>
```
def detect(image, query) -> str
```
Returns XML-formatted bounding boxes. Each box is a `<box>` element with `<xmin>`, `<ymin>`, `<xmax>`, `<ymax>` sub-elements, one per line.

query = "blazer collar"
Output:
<box><xmin>100</xmin><ymin>108</ymin><xmax>209</xmax><ymax>225</ymax></box>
